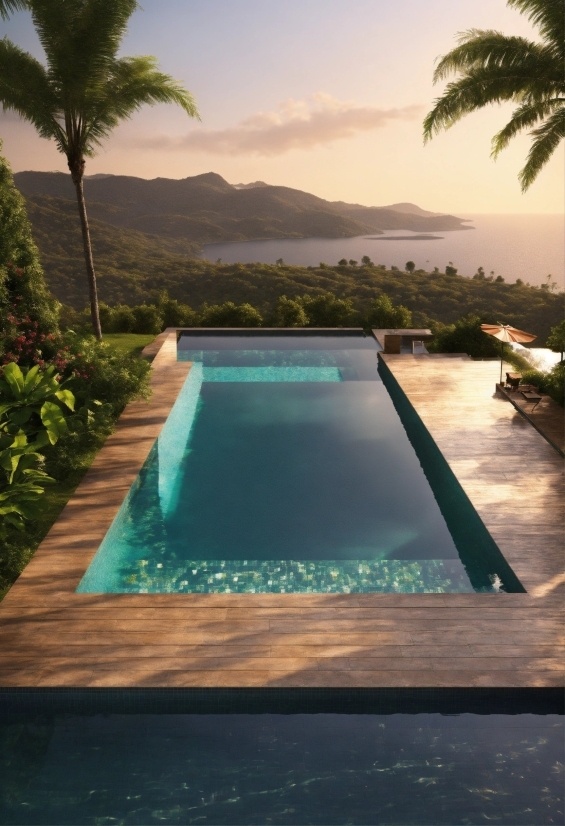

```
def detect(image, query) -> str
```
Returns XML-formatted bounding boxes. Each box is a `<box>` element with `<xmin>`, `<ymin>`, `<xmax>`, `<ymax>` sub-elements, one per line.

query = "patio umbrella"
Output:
<box><xmin>480</xmin><ymin>323</ymin><xmax>537</xmax><ymax>383</ymax></box>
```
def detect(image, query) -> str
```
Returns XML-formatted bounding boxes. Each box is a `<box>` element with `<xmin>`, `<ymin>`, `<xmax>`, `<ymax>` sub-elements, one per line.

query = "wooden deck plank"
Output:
<box><xmin>0</xmin><ymin>346</ymin><xmax>562</xmax><ymax>688</ymax></box>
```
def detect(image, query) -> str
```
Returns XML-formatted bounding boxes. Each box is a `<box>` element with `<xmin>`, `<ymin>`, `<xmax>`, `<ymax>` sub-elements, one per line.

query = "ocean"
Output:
<box><xmin>202</xmin><ymin>213</ymin><xmax>564</xmax><ymax>289</ymax></box>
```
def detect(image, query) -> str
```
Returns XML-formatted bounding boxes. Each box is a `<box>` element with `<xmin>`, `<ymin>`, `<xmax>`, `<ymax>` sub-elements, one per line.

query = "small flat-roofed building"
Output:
<box><xmin>372</xmin><ymin>328</ymin><xmax>434</xmax><ymax>354</ymax></box>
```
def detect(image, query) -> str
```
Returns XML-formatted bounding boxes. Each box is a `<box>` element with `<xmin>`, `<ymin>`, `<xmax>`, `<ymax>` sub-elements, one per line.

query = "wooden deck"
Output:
<box><xmin>497</xmin><ymin>382</ymin><xmax>564</xmax><ymax>456</ymax></box>
<box><xmin>0</xmin><ymin>345</ymin><xmax>562</xmax><ymax>688</ymax></box>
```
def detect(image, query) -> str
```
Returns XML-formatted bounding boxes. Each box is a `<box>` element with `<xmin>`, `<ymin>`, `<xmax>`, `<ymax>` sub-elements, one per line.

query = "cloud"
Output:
<box><xmin>136</xmin><ymin>93</ymin><xmax>423</xmax><ymax>156</ymax></box>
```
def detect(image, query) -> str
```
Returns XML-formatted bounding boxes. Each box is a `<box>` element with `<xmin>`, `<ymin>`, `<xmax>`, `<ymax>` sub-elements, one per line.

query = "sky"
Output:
<box><xmin>0</xmin><ymin>0</ymin><xmax>563</xmax><ymax>214</ymax></box>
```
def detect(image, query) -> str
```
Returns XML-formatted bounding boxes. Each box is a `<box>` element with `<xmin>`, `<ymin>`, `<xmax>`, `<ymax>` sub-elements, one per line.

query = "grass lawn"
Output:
<box><xmin>102</xmin><ymin>333</ymin><xmax>155</xmax><ymax>357</ymax></box>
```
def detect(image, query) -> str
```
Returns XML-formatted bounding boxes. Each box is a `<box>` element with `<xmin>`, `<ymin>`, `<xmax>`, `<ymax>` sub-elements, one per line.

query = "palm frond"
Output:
<box><xmin>433</xmin><ymin>31</ymin><xmax>552</xmax><ymax>82</ymax></box>
<box><xmin>491</xmin><ymin>98</ymin><xmax>563</xmax><ymax>155</ymax></box>
<box><xmin>28</xmin><ymin>0</ymin><xmax>138</xmax><ymax>96</ymax></box>
<box><xmin>0</xmin><ymin>38</ymin><xmax>63</xmax><ymax>144</ymax></box>
<box><xmin>508</xmin><ymin>0</ymin><xmax>565</xmax><ymax>54</ymax></box>
<box><xmin>424</xmin><ymin>64</ymin><xmax>560</xmax><ymax>140</ymax></box>
<box><xmin>74</xmin><ymin>56</ymin><xmax>199</xmax><ymax>153</ymax></box>
<box><xmin>0</xmin><ymin>0</ymin><xmax>27</xmax><ymax>20</ymax></box>
<box><xmin>519</xmin><ymin>106</ymin><xmax>565</xmax><ymax>190</ymax></box>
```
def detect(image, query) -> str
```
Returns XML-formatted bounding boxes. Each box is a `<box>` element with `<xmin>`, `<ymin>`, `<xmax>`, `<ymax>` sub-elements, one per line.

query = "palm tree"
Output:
<box><xmin>0</xmin><ymin>0</ymin><xmax>198</xmax><ymax>339</ymax></box>
<box><xmin>423</xmin><ymin>0</ymin><xmax>564</xmax><ymax>191</ymax></box>
<box><xmin>0</xmin><ymin>0</ymin><xmax>27</xmax><ymax>19</ymax></box>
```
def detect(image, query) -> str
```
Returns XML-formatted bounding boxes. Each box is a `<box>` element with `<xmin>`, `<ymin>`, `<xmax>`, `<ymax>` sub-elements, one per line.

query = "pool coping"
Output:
<box><xmin>0</xmin><ymin>333</ymin><xmax>562</xmax><ymax>688</ymax></box>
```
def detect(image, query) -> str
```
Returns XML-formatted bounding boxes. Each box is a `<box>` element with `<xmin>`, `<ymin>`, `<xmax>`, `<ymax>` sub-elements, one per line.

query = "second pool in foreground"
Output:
<box><xmin>78</xmin><ymin>333</ymin><xmax>523</xmax><ymax>594</ymax></box>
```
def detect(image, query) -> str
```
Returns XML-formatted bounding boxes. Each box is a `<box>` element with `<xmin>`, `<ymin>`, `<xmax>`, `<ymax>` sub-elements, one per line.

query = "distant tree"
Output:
<box><xmin>367</xmin><ymin>294</ymin><xmax>412</xmax><ymax>329</ymax></box>
<box><xmin>338</xmin><ymin>259</ymin><xmax>348</xmax><ymax>266</ymax></box>
<box><xmin>423</xmin><ymin>0</ymin><xmax>565</xmax><ymax>191</ymax></box>
<box><xmin>361</xmin><ymin>255</ymin><xmax>374</xmax><ymax>267</ymax></box>
<box><xmin>445</xmin><ymin>264</ymin><xmax>458</xmax><ymax>276</ymax></box>
<box><xmin>0</xmin><ymin>147</ymin><xmax>58</xmax><ymax>364</ymax></box>
<box><xmin>275</xmin><ymin>258</ymin><xmax>284</xmax><ymax>267</ymax></box>
<box><xmin>495</xmin><ymin>275</ymin><xmax>505</xmax><ymax>283</ymax></box>
<box><xmin>541</xmin><ymin>273</ymin><xmax>557</xmax><ymax>291</ymax></box>
<box><xmin>390</xmin><ymin>265</ymin><xmax>400</xmax><ymax>272</ymax></box>
<box><xmin>108</xmin><ymin>304</ymin><xmax>135</xmax><ymax>333</ymax></box>
<box><xmin>405</xmin><ymin>261</ymin><xmax>415</xmax><ymax>273</ymax></box>
<box><xmin>300</xmin><ymin>293</ymin><xmax>354</xmax><ymax>327</ymax></box>
<box><xmin>200</xmin><ymin>301</ymin><xmax>263</xmax><ymax>328</ymax></box>
<box><xmin>348</xmin><ymin>259</ymin><xmax>358</xmax><ymax>267</ymax></box>
<box><xmin>546</xmin><ymin>319</ymin><xmax>565</xmax><ymax>360</ymax></box>
<box><xmin>157</xmin><ymin>291</ymin><xmax>197</xmax><ymax>328</ymax></box>
<box><xmin>473</xmin><ymin>266</ymin><xmax>486</xmax><ymax>280</ymax></box>
<box><xmin>272</xmin><ymin>295</ymin><xmax>308</xmax><ymax>328</ymax></box>
<box><xmin>433</xmin><ymin>266</ymin><xmax>440</xmax><ymax>274</ymax></box>
<box><xmin>428</xmin><ymin>315</ymin><xmax>501</xmax><ymax>358</ymax></box>
<box><xmin>132</xmin><ymin>304</ymin><xmax>163</xmax><ymax>335</ymax></box>
<box><xmin>0</xmin><ymin>0</ymin><xmax>199</xmax><ymax>339</ymax></box>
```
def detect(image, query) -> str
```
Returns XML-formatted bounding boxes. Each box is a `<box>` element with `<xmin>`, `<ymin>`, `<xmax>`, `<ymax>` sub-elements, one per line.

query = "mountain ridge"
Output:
<box><xmin>15</xmin><ymin>171</ymin><xmax>472</xmax><ymax>249</ymax></box>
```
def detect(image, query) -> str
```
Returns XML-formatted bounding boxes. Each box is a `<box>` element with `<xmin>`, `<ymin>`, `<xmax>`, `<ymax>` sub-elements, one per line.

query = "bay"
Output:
<box><xmin>203</xmin><ymin>213</ymin><xmax>564</xmax><ymax>288</ymax></box>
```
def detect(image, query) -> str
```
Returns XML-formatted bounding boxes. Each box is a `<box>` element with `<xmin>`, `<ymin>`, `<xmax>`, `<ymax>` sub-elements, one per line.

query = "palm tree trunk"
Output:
<box><xmin>72</xmin><ymin>176</ymin><xmax>102</xmax><ymax>340</ymax></box>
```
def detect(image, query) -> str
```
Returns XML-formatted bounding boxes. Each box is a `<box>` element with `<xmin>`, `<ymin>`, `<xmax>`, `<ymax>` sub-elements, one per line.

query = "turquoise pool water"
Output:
<box><xmin>0</xmin><ymin>689</ymin><xmax>562</xmax><ymax>825</ymax></box>
<box><xmin>77</xmin><ymin>333</ymin><xmax>523</xmax><ymax>594</ymax></box>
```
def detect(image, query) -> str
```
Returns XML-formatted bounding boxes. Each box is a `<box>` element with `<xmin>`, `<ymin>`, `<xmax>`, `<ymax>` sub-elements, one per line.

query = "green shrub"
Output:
<box><xmin>132</xmin><ymin>304</ymin><xmax>163</xmax><ymax>335</ymax></box>
<box><xmin>272</xmin><ymin>295</ymin><xmax>309</xmax><ymax>327</ymax></box>
<box><xmin>546</xmin><ymin>320</ymin><xmax>565</xmax><ymax>360</ymax></box>
<box><xmin>366</xmin><ymin>294</ymin><xmax>412</xmax><ymax>329</ymax></box>
<box><xmin>110</xmin><ymin>304</ymin><xmax>136</xmax><ymax>333</ymax></box>
<box><xmin>0</xmin><ymin>362</ymin><xmax>76</xmax><ymax>541</ymax></box>
<box><xmin>521</xmin><ymin>363</ymin><xmax>565</xmax><ymax>406</ymax></box>
<box><xmin>0</xmin><ymin>147</ymin><xmax>58</xmax><ymax>366</ymax></box>
<box><xmin>200</xmin><ymin>301</ymin><xmax>263</xmax><ymax>327</ymax></box>
<box><xmin>300</xmin><ymin>293</ymin><xmax>355</xmax><ymax>327</ymax></box>
<box><xmin>62</xmin><ymin>334</ymin><xmax>151</xmax><ymax>415</ymax></box>
<box><xmin>157</xmin><ymin>292</ymin><xmax>198</xmax><ymax>328</ymax></box>
<box><xmin>428</xmin><ymin>315</ymin><xmax>501</xmax><ymax>358</ymax></box>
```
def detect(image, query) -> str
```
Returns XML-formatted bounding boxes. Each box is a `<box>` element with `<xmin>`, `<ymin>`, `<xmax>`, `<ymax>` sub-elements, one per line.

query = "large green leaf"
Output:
<box><xmin>54</xmin><ymin>388</ymin><xmax>75</xmax><ymax>411</ymax></box>
<box><xmin>7</xmin><ymin>406</ymin><xmax>34</xmax><ymax>426</ymax></box>
<box><xmin>1</xmin><ymin>362</ymin><xmax>25</xmax><ymax>398</ymax></box>
<box><xmin>40</xmin><ymin>400</ymin><xmax>67</xmax><ymax>444</ymax></box>
<box><xmin>23</xmin><ymin>363</ymin><xmax>41</xmax><ymax>391</ymax></box>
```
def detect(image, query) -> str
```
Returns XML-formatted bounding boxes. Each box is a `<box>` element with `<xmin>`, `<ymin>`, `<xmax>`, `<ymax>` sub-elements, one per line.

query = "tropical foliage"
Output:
<box><xmin>428</xmin><ymin>316</ymin><xmax>503</xmax><ymax>359</ymax></box>
<box><xmin>0</xmin><ymin>362</ymin><xmax>74</xmax><ymax>539</ymax></box>
<box><xmin>424</xmin><ymin>0</ymin><xmax>565</xmax><ymax>190</ymax></box>
<box><xmin>546</xmin><ymin>319</ymin><xmax>565</xmax><ymax>359</ymax></box>
<box><xmin>0</xmin><ymin>0</ymin><xmax>199</xmax><ymax>338</ymax></box>
<box><xmin>0</xmin><ymin>362</ymin><xmax>74</xmax><ymax>446</ymax></box>
<box><xmin>58</xmin><ymin>269</ymin><xmax>563</xmax><ymax>345</ymax></box>
<box><xmin>0</xmin><ymin>149</ymin><xmax>58</xmax><ymax>360</ymax></box>
<box><xmin>521</xmin><ymin>362</ymin><xmax>565</xmax><ymax>406</ymax></box>
<box><xmin>0</xmin><ymin>0</ymin><xmax>26</xmax><ymax>19</ymax></box>
<box><xmin>367</xmin><ymin>294</ymin><xmax>412</xmax><ymax>329</ymax></box>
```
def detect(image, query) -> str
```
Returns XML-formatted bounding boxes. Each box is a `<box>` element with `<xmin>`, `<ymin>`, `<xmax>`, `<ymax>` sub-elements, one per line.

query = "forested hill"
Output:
<box><xmin>19</xmin><ymin>199</ymin><xmax>563</xmax><ymax>340</ymax></box>
<box><xmin>14</xmin><ymin>170</ymin><xmax>471</xmax><ymax>248</ymax></box>
<box><xmin>13</xmin><ymin>171</ymin><xmax>561</xmax><ymax>340</ymax></box>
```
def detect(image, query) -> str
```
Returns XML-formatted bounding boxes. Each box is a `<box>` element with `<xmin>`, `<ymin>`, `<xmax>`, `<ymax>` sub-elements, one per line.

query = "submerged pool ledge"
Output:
<box><xmin>0</xmin><ymin>334</ymin><xmax>562</xmax><ymax>690</ymax></box>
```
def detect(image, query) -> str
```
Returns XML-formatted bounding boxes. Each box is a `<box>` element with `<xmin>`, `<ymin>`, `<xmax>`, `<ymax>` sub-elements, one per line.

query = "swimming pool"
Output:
<box><xmin>77</xmin><ymin>332</ymin><xmax>523</xmax><ymax>594</ymax></box>
<box><xmin>0</xmin><ymin>688</ymin><xmax>562</xmax><ymax>825</ymax></box>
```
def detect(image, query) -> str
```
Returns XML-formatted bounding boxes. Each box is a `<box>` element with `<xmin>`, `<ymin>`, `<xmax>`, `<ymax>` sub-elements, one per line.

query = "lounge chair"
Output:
<box><xmin>505</xmin><ymin>372</ymin><xmax>521</xmax><ymax>391</ymax></box>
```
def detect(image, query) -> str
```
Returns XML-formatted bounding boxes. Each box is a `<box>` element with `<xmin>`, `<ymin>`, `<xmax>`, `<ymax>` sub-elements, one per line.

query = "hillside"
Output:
<box><xmin>15</xmin><ymin>171</ymin><xmax>471</xmax><ymax>247</ymax></box>
<box><xmin>22</xmin><ymin>224</ymin><xmax>562</xmax><ymax>340</ymax></box>
<box><xmin>12</xmin><ymin>171</ymin><xmax>561</xmax><ymax>340</ymax></box>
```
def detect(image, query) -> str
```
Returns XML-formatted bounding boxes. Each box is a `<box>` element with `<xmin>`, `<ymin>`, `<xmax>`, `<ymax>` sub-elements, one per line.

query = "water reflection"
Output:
<box><xmin>0</xmin><ymin>708</ymin><xmax>562</xmax><ymax>825</ymax></box>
